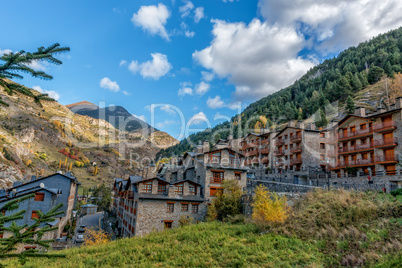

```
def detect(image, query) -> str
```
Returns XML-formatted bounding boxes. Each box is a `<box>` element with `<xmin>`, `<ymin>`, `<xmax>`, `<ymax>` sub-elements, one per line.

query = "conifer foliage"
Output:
<box><xmin>0</xmin><ymin>194</ymin><xmax>65</xmax><ymax>266</ymax></box>
<box><xmin>0</xmin><ymin>43</ymin><xmax>70</xmax><ymax>107</ymax></box>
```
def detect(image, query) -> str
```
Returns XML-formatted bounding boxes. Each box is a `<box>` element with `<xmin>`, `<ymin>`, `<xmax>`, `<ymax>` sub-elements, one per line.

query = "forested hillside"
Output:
<box><xmin>156</xmin><ymin>27</ymin><xmax>402</xmax><ymax>160</ymax></box>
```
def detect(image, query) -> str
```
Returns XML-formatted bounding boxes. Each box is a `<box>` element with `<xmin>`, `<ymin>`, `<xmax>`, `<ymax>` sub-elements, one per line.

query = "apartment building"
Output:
<box><xmin>239</xmin><ymin>131</ymin><xmax>276</xmax><ymax>169</ymax></box>
<box><xmin>326</xmin><ymin>98</ymin><xmax>402</xmax><ymax>185</ymax></box>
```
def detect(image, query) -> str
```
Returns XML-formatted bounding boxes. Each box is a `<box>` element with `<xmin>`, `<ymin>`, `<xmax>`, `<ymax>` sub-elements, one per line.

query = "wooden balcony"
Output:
<box><xmin>247</xmin><ymin>149</ymin><xmax>259</xmax><ymax>156</ymax></box>
<box><xmin>374</xmin><ymin>137</ymin><xmax>398</xmax><ymax>148</ymax></box>
<box><xmin>338</xmin><ymin>127</ymin><xmax>373</xmax><ymax>141</ymax></box>
<box><xmin>375</xmin><ymin>154</ymin><xmax>399</xmax><ymax>164</ymax></box>
<box><xmin>260</xmin><ymin>148</ymin><xmax>269</xmax><ymax>154</ymax></box>
<box><xmin>338</xmin><ymin>142</ymin><xmax>374</xmax><ymax>154</ymax></box>
<box><xmin>373</xmin><ymin>121</ymin><xmax>397</xmax><ymax>132</ymax></box>
<box><xmin>276</xmin><ymin>139</ymin><xmax>285</xmax><ymax>146</ymax></box>
<box><xmin>290</xmin><ymin>134</ymin><xmax>302</xmax><ymax>142</ymax></box>
<box><xmin>290</xmin><ymin>146</ymin><xmax>302</xmax><ymax>153</ymax></box>
<box><xmin>241</xmin><ymin>141</ymin><xmax>259</xmax><ymax>150</ymax></box>
<box><xmin>210</xmin><ymin>177</ymin><xmax>224</xmax><ymax>183</ymax></box>
<box><xmin>274</xmin><ymin>150</ymin><xmax>284</xmax><ymax>156</ymax></box>
<box><xmin>290</xmin><ymin>158</ymin><xmax>302</xmax><ymax>165</ymax></box>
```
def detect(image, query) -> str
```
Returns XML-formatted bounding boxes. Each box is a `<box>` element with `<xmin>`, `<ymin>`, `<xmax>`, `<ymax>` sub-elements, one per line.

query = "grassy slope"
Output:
<box><xmin>4</xmin><ymin>190</ymin><xmax>401</xmax><ymax>268</ymax></box>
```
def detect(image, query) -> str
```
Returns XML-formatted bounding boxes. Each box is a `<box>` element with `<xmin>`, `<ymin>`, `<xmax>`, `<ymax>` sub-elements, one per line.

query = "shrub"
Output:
<box><xmin>24</xmin><ymin>159</ymin><xmax>32</xmax><ymax>167</ymax></box>
<box><xmin>83</xmin><ymin>228</ymin><xmax>110</xmax><ymax>246</ymax></box>
<box><xmin>252</xmin><ymin>185</ymin><xmax>289</xmax><ymax>225</ymax></box>
<box><xmin>178</xmin><ymin>215</ymin><xmax>194</xmax><ymax>227</ymax></box>
<box><xmin>390</xmin><ymin>188</ymin><xmax>402</xmax><ymax>197</ymax></box>
<box><xmin>74</xmin><ymin>161</ymin><xmax>84</xmax><ymax>167</ymax></box>
<box><xmin>207</xmin><ymin>179</ymin><xmax>243</xmax><ymax>221</ymax></box>
<box><xmin>64</xmin><ymin>148</ymin><xmax>70</xmax><ymax>154</ymax></box>
<box><xmin>40</xmin><ymin>153</ymin><xmax>47</xmax><ymax>160</ymax></box>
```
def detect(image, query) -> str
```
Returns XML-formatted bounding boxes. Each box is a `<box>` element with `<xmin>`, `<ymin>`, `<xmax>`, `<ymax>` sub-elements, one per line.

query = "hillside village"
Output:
<box><xmin>1</xmin><ymin>3</ymin><xmax>402</xmax><ymax>267</ymax></box>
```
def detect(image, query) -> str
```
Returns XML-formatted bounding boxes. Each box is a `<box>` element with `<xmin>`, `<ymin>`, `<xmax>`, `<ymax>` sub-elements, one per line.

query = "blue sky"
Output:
<box><xmin>1</xmin><ymin>0</ymin><xmax>401</xmax><ymax>140</ymax></box>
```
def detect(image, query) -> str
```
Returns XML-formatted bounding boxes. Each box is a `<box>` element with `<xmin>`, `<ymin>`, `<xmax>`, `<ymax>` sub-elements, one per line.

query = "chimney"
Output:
<box><xmin>395</xmin><ymin>97</ymin><xmax>402</xmax><ymax>109</ymax></box>
<box><xmin>355</xmin><ymin>107</ymin><xmax>366</xmax><ymax>117</ymax></box>
<box><xmin>377</xmin><ymin>107</ymin><xmax>387</xmax><ymax>114</ymax></box>
<box><xmin>202</xmin><ymin>140</ymin><xmax>209</xmax><ymax>153</ymax></box>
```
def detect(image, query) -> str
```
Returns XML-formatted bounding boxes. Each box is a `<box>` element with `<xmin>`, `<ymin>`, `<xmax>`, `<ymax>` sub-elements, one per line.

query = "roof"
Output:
<box><xmin>274</xmin><ymin>126</ymin><xmax>319</xmax><ymax>138</ymax></box>
<box><xmin>205</xmin><ymin>148</ymin><xmax>245</xmax><ymax>157</ymax></box>
<box><xmin>137</xmin><ymin>193</ymin><xmax>207</xmax><ymax>202</ymax></box>
<box><xmin>82</xmin><ymin>204</ymin><xmax>98</xmax><ymax>208</ymax></box>
<box><xmin>0</xmin><ymin>186</ymin><xmax>61</xmax><ymax>202</ymax></box>
<box><xmin>171</xmin><ymin>179</ymin><xmax>201</xmax><ymax>186</ymax></box>
<box><xmin>10</xmin><ymin>173</ymin><xmax>80</xmax><ymax>190</ymax></box>
<box><xmin>336</xmin><ymin>114</ymin><xmax>368</xmax><ymax>129</ymax></box>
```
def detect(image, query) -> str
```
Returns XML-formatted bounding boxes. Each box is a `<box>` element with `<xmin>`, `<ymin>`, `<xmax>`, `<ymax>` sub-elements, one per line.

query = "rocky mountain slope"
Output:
<box><xmin>0</xmin><ymin>83</ymin><xmax>178</xmax><ymax>188</ymax></box>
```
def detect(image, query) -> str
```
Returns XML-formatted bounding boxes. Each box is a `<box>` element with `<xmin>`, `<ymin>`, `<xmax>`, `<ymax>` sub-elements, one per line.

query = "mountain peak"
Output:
<box><xmin>65</xmin><ymin>101</ymin><xmax>99</xmax><ymax>111</ymax></box>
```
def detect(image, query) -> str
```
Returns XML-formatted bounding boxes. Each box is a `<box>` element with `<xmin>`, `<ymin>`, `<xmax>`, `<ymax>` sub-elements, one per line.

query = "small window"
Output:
<box><xmin>181</xmin><ymin>204</ymin><xmax>189</xmax><ymax>211</ymax></box>
<box><xmin>191</xmin><ymin>204</ymin><xmax>199</xmax><ymax>213</ymax></box>
<box><xmin>235</xmin><ymin>172</ymin><xmax>241</xmax><ymax>180</ymax></box>
<box><xmin>320</xmin><ymin>143</ymin><xmax>325</xmax><ymax>149</ymax></box>
<box><xmin>34</xmin><ymin>193</ymin><xmax>45</xmax><ymax>201</ymax></box>
<box><xmin>164</xmin><ymin>221</ymin><xmax>172</xmax><ymax>229</ymax></box>
<box><xmin>158</xmin><ymin>184</ymin><xmax>167</xmax><ymax>194</ymax></box>
<box><xmin>175</xmin><ymin>184</ymin><xmax>183</xmax><ymax>195</ymax></box>
<box><xmin>189</xmin><ymin>185</ymin><xmax>196</xmax><ymax>195</ymax></box>
<box><xmin>142</xmin><ymin>182</ymin><xmax>152</xmax><ymax>193</ymax></box>
<box><xmin>210</xmin><ymin>187</ymin><xmax>222</xmax><ymax>196</ymax></box>
<box><xmin>31</xmin><ymin>210</ymin><xmax>39</xmax><ymax>219</ymax></box>
<box><xmin>167</xmin><ymin>203</ymin><xmax>174</xmax><ymax>213</ymax></box>
<box><xmin>320</xmin><ymin>132</ymin><xmax>325</xmax><ymax>138</ymax></box>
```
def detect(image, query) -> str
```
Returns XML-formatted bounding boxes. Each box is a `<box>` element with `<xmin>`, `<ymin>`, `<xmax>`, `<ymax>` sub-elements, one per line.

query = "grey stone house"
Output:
<box><xmin>0</xmin><ymin>172</ymin><xmax>80</xmax><ymax>244</ymax></box>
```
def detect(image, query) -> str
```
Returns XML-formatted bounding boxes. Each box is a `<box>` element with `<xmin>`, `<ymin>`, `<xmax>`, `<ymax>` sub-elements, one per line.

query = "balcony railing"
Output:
<box><xmin>247</xmin><ymin>149</ymin><xmax>259</xmax><ymax>156</ymax></box>
<box><xmin>274</xmin><ymin>150</ymin><xmax>284</xmax><ymax>156</ymax></box>
<box><xmin>338</xmin><ymin>142</ymin><xmax>374</xmax><ymax>154</ymax></box>
<box><xmin>261</xmin><ymin>139</ymin><xmax>270</xmax><ymax>145</ymax></box>
<box><xmin>241</xmin><ymin>141</ymin><xmax>259</xmax><ymax>150</ymax></box>
<box><xmin>210</xmin><ymin>177</ymin><xmax>224</xmax><ymax>183</ymax></box>
<box><xmin>338</xmin><ymin>127</ymin><xmax>373</xmax><ymax>140</ymax></box>
<box><xmin>290</xmin><ymin>158</ymin><xmax>302</xmax><ymax>165</ymax></box>
<box><xmin>290</xmin><ymin>134</ymin><xmax>302</xmax><ymax>142</ymax></box>
<box><xmin>260</xmin><ymin>148</ymin><xmax>269</xmax><ymax>154</ymax></box>
<box><xmin>373</xmin><ymin>121</ymin><xmax>397</xmax><ymax>132</ymax></box>
<box><xmin>290</xmin><ymin>146</ymin><xmax>302</xmax><ymax>153</ymax></box>
<box><xmin>374</xmin><ymin>137</ymin><xmax>398</xmax><ymax>147</ymax></box>
<box><xmin>276</xmin><ymin>139</ymin><xmax>285</xmax><ymax>146</ymax></box>
<box><xmin>375</xmin><ymin>154</ymin><xmax>399</xmax><ymax>163</ymax></box>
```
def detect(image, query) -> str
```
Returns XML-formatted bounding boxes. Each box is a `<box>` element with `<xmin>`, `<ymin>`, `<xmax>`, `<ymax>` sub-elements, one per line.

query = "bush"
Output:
<box><xmin>74</xmin><ymin>161</ymin><xmax>84</xmax><ymax>167</ymax></box>
<box><xmin>39</xmin><ymin>153</ymin><xmax>47</xmax><ymax>160</ymax></box>
<box><xmin>207</xmin><ymin>179</ymin><xmax>243</xmax><ymax>221</ymax></box>
<box><xmin>178</xmin><ymin>215</ymin><xmax>194</xmax><ymax>227</ymax></box>
<box><xmin>252</xmin><ymin>185</ymin><xmax>289</xmax><ymax>225</ymax></box>
<box><xmin>390</xmin><ymin>188</ymin><xmax>402</xmax><ymax>197</ymax></box>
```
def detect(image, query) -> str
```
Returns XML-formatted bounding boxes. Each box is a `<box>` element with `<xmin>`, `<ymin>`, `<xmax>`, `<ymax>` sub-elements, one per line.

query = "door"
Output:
<box><xmin>384</xmin><ymin>149</ymin><xmax>395</xmax><ymax>161</ymax></box>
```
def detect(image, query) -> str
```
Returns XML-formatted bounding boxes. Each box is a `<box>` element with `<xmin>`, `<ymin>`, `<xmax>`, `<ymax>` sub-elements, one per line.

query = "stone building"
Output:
<box><xmin>239</xmin><ymin>132</ymin><xmax>276</xmax><ymax>169</ymax></box>
<box><xmin>323</xmin><ymin>98</ymin><xmax>402</xmax><ymax>191</ymax></box>
<box><xmin>0</xmin><ymin>172</ymin><xmax>80</xmax><ymax>250</ymax></box>
<box><xmin>112</xmin><ymin>141</ymin><xmax>248</xmax><ymax>237</ymax></box>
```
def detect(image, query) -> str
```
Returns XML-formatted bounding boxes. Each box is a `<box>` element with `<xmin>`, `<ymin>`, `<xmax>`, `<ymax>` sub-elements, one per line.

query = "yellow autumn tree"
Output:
<box><xmin>58</xmin><ymin>159</ymin><xmax>62</xmax><ymax>169</ymax></box>
<box><xmin>252</xmin><ymin>185</ymin><xmax>289</xmax><ymax>224</ymax></box>
<box><xmin>259</xmin><ymin>115</ymin><xmax>267</xmax><ymax>128</ymax></box>
<box><xmin>83</xmin><ymin>227</ymin><xmax>110</xmax><ymax>246</ymax></box>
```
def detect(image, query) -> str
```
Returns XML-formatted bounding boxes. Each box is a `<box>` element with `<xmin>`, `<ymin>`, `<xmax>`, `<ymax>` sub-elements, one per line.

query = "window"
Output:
<box><xmin>164</xmin><ymin>221</ymin><xmax>172</xmax><ymax>229</ymax></box>
<box><xmin>235</xmin><ymin>172</ymin><xmax>241</xmax><ymax>180</ymax></box>
<box><xmin>320</xmin><ymin>132</ymin><xmax>325</xmax><ymax>138</ymax></box>
<box><xmin>158</xmin><ymin>184</ymin><xmax>167</xmax><ymax>194</ymax></box>
<box><xmin>320</xmin><ymin>143</ymin><xmax>325</xmax><ymax>149</ymax></box>
<box><xmin>167</xmin><ymin>203</ymin><xmax>174</xmax><ymax>213</ymax></box>
<box><xmin>212</xmin><ymin>171</ymin><xmax>224</xmax><ymax>183</ymax></box>
<box><xmin>175</xmin><ymin>184</ymin><xmax>183</xmax><ymax>195</ymax></box>
<box><xmin>189</xmin><ymin>185</ymin><xmax>196</xmax><ymax>195</ymax></box>
<box><xmin>181</xmin><ymin>203</ymin><xmax>189</xmax><ymax>211</ymax></box>
<box><xmin>191</xmin><ymin>204</ymin><xmax>199</xmax><ymax>213</ymax></box>
<box><xmin>142</xmin><ymin>182</ymin><xmax>152</xmax><ymax>193</ymax></box>
<box><xmin>31</xmin><ymin>210</ymin><xmax>39</xmax><ymax>219</ymax></box>
<box><xmin>34</xmin><ymin>192</ymin><xmax>45</xmax><ymax>201</ymax></box>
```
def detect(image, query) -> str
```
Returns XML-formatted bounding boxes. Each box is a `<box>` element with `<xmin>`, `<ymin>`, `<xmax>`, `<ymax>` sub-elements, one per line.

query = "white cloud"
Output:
<box><xmin>127</xmin><ymin>53</ymin><xmax>172</xmax><ymax>80</ymax></box>
<box><xmin>99</xmin><ymin>77</ymin><xmax>120</xmax><ymax>92</ymax></box>
<box><xmin>122</xmin><ymin>91</ymin><xmax>131</xmax><ymax>96</ymax></box>
<box><xmin>258</xmin><ymin>0</ymin><xmax>402</xmax><ymax>53</ymax></box>
<box><xmin>156</xmin><ymin>120</ymin><xmax>177</xmax><ymax>128</ymax></box>
<box><xmin>222</xmin><ymin>0</ymin><xmax>238</xmax><ymax>2</ymax></box>
<box><xmin>195</xmin><ymin>81</ymin><xmax>210</xmax><ymax>95</ymax></box>
<box><xmin>180</xmin><ymin>22</ymin><xmax>195</xmax><ymax>38</ymax></box>
<box><xmin>27</xmin><ymin>60</ymin><xmax>47</xmax><ymax>71</ymax></box>
<box><xmin>206</xmin><ymin>95</ymin><xmax>239</xmax><ymax>110</ymax></box>
<box><xmin>131</xmin><ymin>4</ymin><xmax>171</xmax><ymax>40</ymax></box>
<box><xmin>32</xmin><ymin>85</ymin><xmax>60</xmax><ymax>101</ymax></box>
<box><xmin>178</xmin><ymin>86</ymin><xmax>193</xmax><ymax>96</ymax></box>
<box><xmin>179</xmin><ymin>1</ymin><xmax>194</xmax><ymax>18</ymax></box>
<box><xmin>119</xmin><ymin>60</ymin><xmax>128</xmax><ymax>67</ymax></box>
<box><xmin>207</xmin><ymin>96</ymin><xmax>225</xmax><ymax>109</ymax></box>
<box><xmin>189</xmin><ymin>111</ymin><xmax>208</xmax><ymax>125</ymax></box>
<box><xmin>160</xmin><ymin>105</ymin><xmax>176</xmax><ymax>115</ymax></box>
<box><xmin>194</xmin><ymin>7</ymin><xmax>204</xmax><ymax>23</ymax></box>
<box><xmin>134</xmin><ymin>114</ymin><xmax>147</xmax><ymax>122</ymax></box>
<box><xmin>201</xmin><ymin>71</ymin><xmax>215</xmax><ymax>82</ymax></box>
<box><xmin>193</xmin><ymin>19</ymin><xmax>316</xmax><ymax>100</ymax></box>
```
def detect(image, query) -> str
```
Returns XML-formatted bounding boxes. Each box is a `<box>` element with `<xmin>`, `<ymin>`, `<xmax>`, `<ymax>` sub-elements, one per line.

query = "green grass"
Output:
<box><xmin>6</xmin><ymin>222</ymin><xmax>326</xmax><ymax>268</ymax></box>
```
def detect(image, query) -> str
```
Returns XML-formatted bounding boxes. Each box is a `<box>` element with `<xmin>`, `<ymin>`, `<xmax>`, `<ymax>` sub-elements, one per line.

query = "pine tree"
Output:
<box><xmin>315</xmin><ymin>108</ymin><xmax>328</xmax><ymax>128</ymax></box>
<box><xmin>345</xmin><ymin>96</ymin><xmax>355</xmax><ymax>114</ymax></box>
<box><xmin>0</xmin><ymin>194</ymin><xmax>65</xmax><ymax>265</ymax></box>
<box><xmin>0</xmin><ymin>43</ymin><xmax>70</xmax><ymax>107</ymax></box>
<box><xmin>368</xmin><ymin>66</ymin><xmax>385</xmax><ymax>84</ymax></box>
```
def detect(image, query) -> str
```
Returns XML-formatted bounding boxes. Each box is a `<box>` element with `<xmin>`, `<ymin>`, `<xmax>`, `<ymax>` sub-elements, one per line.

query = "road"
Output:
<box><xmin>74</xmin><ymin>212</ymin><xmax>104</xmax><ymax>246</ymax></box>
